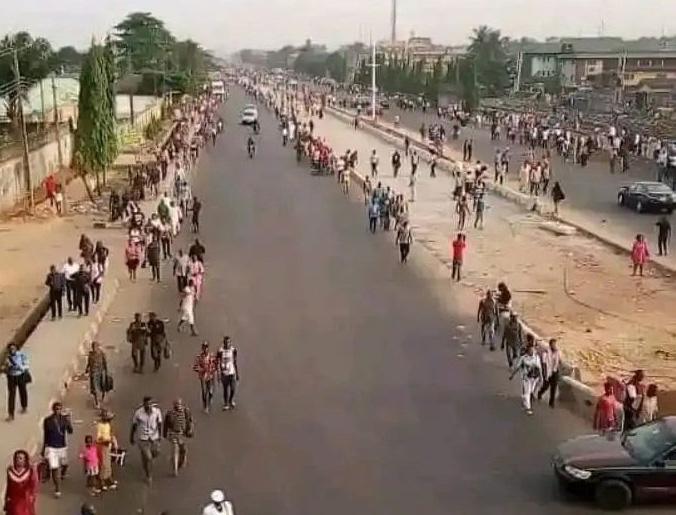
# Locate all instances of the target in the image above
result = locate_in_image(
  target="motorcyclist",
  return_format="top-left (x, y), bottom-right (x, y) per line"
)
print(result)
top-left (202, 489), bottom-right (234, 515)
top-left (247, 136), bottom-right (256, 158)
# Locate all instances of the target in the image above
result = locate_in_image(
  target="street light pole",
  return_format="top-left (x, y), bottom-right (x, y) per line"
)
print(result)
top-left (368, 34), bottom-right (379, 121)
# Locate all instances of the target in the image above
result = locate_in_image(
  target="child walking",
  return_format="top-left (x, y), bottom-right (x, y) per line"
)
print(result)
top-left (80, 435), bottom-right (102, 495)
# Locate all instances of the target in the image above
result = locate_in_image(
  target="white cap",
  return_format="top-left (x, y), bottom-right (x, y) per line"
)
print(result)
top-left (210, 490), bottom-right (225, 503)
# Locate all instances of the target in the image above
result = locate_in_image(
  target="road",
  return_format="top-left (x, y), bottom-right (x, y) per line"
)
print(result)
top-left (42, 89), bottom-right (668, 515)
top-left (378, 104), bottom-right (674, 258)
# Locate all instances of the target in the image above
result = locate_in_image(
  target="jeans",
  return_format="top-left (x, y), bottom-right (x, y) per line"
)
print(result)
top-left (7, 374), bottom-right (28, 417)
top-left (91, 283), bottom-right (102, 304)
top-left (76, 289), bottom-right (90, 316)
top-left (222, 374), bottom-right (237, 406)
top-left (49, 290), bottom-right (63, 318)
top-left (658, 236), bottom-right (669, 255)
top-left (151, 263), bottom-right (160, 282)
top-left (452, 260), bottom-right (462, 281)
top-left (161, 238), bottom-right (172, 259)
top-left (481, 320), bottom-right (496, 349)
top-left (132, 347), bottom-right (146, 372)
top-left (538, 370), bottom-right (559, 407)
top-left (65, 280), bottom-right (75, 310)
top-left (369, 217), bottom-right (377, 233)
top-left (399, 243), bottom-right (410, 263)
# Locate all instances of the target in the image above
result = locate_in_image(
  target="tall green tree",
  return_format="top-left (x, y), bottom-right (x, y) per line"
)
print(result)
top-left (114, 12), bottom-right (174, 74)
top-left (467, 25), bottom-right (510, 97)
top-left (73, 42), bottom-right (117, 197)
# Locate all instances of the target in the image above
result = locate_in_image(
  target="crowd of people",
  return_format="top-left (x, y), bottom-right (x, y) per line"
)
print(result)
top-left (3, 89), bottom-right (237, 515)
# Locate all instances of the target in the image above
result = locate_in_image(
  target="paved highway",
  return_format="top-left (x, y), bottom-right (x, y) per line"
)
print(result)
top-left (378, 105), bottom-right (674, 260)
top-left (42, 89), bottom-right (670, 515)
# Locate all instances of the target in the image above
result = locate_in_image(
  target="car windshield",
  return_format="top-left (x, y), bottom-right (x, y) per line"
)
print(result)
top-left (622, 420), bottom-right (676, 462)
top-left (644, 184), bottom-right (673, 194)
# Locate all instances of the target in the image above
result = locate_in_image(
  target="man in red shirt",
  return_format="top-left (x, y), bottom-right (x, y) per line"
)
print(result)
top-left (45, 174), bottom-right (57, 208)
top-left (193, 342), bottom-right (217, 413)
top-left (451, 233), bottom-right (467, 282)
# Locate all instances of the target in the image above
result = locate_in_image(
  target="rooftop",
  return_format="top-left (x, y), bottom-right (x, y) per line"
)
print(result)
top-left (519, 37), bottom-right (676, 55)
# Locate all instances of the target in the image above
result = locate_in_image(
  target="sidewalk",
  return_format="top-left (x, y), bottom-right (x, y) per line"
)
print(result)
top-left (309, 109), bottom-right (676, 398)
top-left (0, 119), bottom-right (201, 491)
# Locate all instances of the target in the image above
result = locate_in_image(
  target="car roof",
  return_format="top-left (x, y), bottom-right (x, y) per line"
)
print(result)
top-left (630, 181), bottom-right (672, 187)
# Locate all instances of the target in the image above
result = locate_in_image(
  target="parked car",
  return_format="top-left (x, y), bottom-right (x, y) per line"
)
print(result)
top-left (553, 417), bottom-right (676, 510)
top-left (379, 98), bottom-right (390, 109)
top-left (618, 181), bottom-right (675, 213)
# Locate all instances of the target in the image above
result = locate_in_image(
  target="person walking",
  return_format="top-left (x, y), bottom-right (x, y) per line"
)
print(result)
top-left (90, 254), bottom-right (105, 304)
top-left (391, 149), bottom-right (401, 178)
top-left (127, 313), bottom-right (149, 374)
top-left (95, 410), bottom-right (118, 491)
top-left (4, 344), bottom-right (30, 421)
top-left (631, 234), bottom-right (650, 276)
top-left (477, 289), bottom-right (498, 349)
top-left (429, 154), bottom-right (438, 178)
top-left (396, 221), bottom-right (413, 263)
top-left (637, 383), bottom-right (659, 425)
top-left (188, 255), bottom-right (205, 302)
top-left (502, 313), bottom-right (522, 368)
top-left (367, 197), bottom-right (380, 234)
top-left (79, 435), bottom-right (102, 495)
top-left (537, 338), bottom-right (561, 408)
top-left (147, 237), bottom-right (161, 283)
top-left (177, 280), bottom-right (198, 336)
top-left (194, 342), bottom-right (217, 413)
top-left (456, 195), bottom-right (470, 230)
top-left (125, 240), bottom-right (141, 281)
top-left (45, 265), bottom-right (65, 320)
top-left (4, 450), bottom-right (36, 515)
top-left (217, 337), bottom-right (239, 411)
top-left (62, 257), bottom-right (79, 311)
top-left (409, 168), bottom-right (417, 202)
top-left (451, 233), bottom-right (466, 282)
top-left (74, 264), bottom-right (92, 317)
top-left (370, 150), bottom-right (379, 178)
top-left (173, 249), bottom-right (190, 292)
top-left (130, 397), bottom-right (163, 484)
top-left (473, 194), bottom-right (486, 229)
top-left (509, 341), bottom-right (542, 415)
top-left (191, 197), bottom-right (202, 234)
top-left (410, 151), bottom-right (419, 175)
top-left (148, 312), bottom-right (168, 372)
top-left (163, 398), bottom-right (194, 477)
top-left (42, 401), bottom-right (73, 497)
top-left (202, 490), bottom-right (234, 515)
top-left (85, 341), bottom-right (108, 409)
top-left (551, 181), bottom-right (565, 216)
top-left (656, 216), bottom-right (671, 256)
top-left (623, 369), bottom-right (646, 430)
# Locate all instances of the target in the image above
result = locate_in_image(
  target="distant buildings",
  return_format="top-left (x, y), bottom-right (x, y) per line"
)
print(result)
top-left (375, 36), bottom-right (466, 74)
top-left (516, 37), bottom-right (676, 105)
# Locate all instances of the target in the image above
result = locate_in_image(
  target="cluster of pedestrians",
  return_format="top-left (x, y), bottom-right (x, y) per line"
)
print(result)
top-left (2, 91), bottom-right (231, 515)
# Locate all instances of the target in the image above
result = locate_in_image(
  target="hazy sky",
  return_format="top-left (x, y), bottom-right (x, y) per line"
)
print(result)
top-left (2, 0), bottom-right (674, 54)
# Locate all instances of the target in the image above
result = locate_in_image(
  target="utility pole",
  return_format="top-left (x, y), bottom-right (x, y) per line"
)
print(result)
top-left (513, 51), bottom-right (523, 94)
top-left (39, 79), bottom-right (46, 128)
top-left (13, 48), bottom-right (34, 212)
top-left (51, 75), bottom-right (63, 169)
top-left (391, 0), bottom-right (397, 44)
top-left (368, 35), bottom-right (379, 121)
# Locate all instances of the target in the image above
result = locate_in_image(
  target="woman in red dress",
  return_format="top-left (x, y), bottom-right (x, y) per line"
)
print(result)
top-left (4, 450), bottom-right (36, 515)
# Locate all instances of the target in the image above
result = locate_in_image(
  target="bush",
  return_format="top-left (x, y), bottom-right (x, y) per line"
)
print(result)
top-left (144, 115), bottom-right (163, 141)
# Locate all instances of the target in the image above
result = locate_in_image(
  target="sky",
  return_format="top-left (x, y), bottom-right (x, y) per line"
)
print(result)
top-left (2, 0), bottom-right (675, 55)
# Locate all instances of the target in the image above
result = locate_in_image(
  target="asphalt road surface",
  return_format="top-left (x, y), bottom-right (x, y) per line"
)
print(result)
top-left (46, 90), bottom-right (670, 515)
top-left (379, 104), bottom-right (674, 252)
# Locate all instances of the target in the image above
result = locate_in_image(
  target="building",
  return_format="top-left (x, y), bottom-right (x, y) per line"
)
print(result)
top-left (374, 36), bottom-right (466, 75)
top-left (516, 37), bottom-right (676, 104)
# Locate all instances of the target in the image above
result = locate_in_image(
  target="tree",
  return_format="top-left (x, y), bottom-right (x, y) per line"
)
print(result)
top-left (325, 51), bottom-right (346, 82)
top-left (73, 42), bottom-right (118, 198)
top-left (467, 25), bottom-right (510, 97)
top-left (114, 12), bottom-right (174, 74)
top-left (54, 46), bottom-right (85, 71)
top-left (0, 32), bottom-right (56, 124)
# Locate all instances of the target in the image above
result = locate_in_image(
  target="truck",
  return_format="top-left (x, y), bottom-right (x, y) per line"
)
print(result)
top-left (211, 80), bottom-right (226, 100)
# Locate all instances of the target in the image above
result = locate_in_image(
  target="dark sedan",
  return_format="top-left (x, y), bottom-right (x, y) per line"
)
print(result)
top-left (618, 181), bottom-right (675, 213)
top-left (553, 417), bottom-right (676, 510)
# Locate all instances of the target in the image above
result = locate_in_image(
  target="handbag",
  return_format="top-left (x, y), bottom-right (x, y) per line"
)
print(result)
top-left (103, 373), bottom-right (114, 392)
top-left (22, 370), bottom-right (32, 384)
top-left (37, 459), bottom-right (50, 483)
top-left (163, 341), bottom-right (172, 360)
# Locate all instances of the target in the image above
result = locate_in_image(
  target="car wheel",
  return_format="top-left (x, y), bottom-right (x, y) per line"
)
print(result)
top-left (617, 194), bottom-right (625, 206)
top-left (635, 200), bottom-right (643, 213)
top-left (595, 479), bottom-right (632, 511)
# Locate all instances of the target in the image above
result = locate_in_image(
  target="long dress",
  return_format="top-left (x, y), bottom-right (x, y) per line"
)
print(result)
top-left (4, 466), bottom-right (36, 515)
top-left (189, 260), bottom-right (205, 301)
top-left (180, 286), bottom-right (196, 325)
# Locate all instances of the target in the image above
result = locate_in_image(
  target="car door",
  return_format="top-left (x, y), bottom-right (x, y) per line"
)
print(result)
top-left (637, 446), bottom-right (676, 501)
top-left (625, 184), bottom-right (639, 206)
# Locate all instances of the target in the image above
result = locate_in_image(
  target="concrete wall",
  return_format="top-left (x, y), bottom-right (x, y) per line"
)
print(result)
top-left (0, 129), bottom-right (73, 211)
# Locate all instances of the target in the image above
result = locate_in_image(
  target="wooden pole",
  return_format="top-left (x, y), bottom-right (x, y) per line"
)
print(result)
top-left (13, 48), bottom-right (34, 212)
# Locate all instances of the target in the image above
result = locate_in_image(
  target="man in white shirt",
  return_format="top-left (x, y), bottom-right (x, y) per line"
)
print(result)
top-left (62, 257), bottom-right (80, 312)
top-left (130, 396), bottom-right (163, 483)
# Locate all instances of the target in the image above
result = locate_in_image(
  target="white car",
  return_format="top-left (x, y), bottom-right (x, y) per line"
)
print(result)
top-left (240, 106), bottom-right (258, 125)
